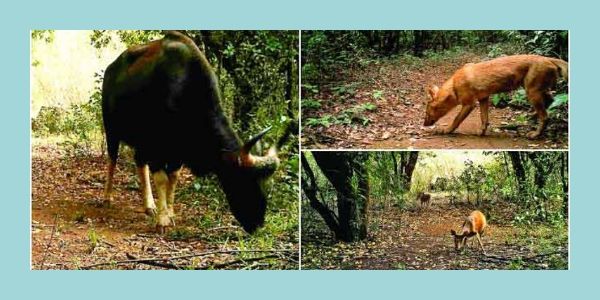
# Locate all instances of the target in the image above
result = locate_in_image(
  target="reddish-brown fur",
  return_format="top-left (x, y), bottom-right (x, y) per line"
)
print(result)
top-left (450, 210), bottom-right (488, 254)
top-left (424, 55), bottom-right (568, 139)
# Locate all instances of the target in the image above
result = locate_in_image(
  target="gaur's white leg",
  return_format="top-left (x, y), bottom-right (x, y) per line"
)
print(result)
top-left (103, 160), bottom-right (116, 204)
top-left (137, 165), bottom-right (156, 216)
top-left (166, 168), bottom-right (181, 222)
top-left (153, 170), bottom-right (171, 233)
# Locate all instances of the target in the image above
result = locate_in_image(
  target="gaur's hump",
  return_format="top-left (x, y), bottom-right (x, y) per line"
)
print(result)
top-left (162, 31), bottom-right (205, 58)
top-left (164, 31), bottom-right (196, 48)
top-left (123, 40), bottom-right (161, 63)
top-left (164, 30), bottom-right (189, 41)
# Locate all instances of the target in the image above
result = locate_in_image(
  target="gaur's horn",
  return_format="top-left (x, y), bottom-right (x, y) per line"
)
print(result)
top-left (241, 126), bottom-right (272, 156)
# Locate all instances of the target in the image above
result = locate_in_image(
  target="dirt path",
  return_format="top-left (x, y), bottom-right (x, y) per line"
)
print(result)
top-left (302, 53), bottom-right (568, 149)
top-left (31, 143), bottom-right (297, 270)
top-left (301, 194), bottom-right (567, 270)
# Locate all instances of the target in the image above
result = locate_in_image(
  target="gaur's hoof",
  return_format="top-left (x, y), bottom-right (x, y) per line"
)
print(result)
top-left (156, 214), bottom-right (173, 234)
top-left (145, 207), bottom-right (157, 217)
top-left (100, 199), bottom-right (112, 208)
top-left (526, 131), bottom-right (541, 139)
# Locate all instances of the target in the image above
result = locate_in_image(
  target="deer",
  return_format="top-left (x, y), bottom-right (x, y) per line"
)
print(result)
top-left (450, 210), bottom-right (487, 255)
top-left (417, 192), bottom-right (431, 207)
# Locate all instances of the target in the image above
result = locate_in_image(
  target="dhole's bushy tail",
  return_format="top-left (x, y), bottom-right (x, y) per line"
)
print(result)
top-left (550, 58), bottom-right (568, 81)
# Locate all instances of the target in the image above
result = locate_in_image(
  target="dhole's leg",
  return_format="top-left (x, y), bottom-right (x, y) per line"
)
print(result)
top-left (152, 170), bottom-right (172, 233)
top-left (166, 167), bottom-right (181, 222)
top-left (479, 98), bottom-right (490, 136)
top-left (103, 159), bottom-right (116, 204)
top-left (137, 165), bottom-right (156, 216)
top-left (526, 90), bottom-right (549, 139)
top-left (444, 104), bottom-right (475, 134)
top-left (476, 233), bottom-right (486, 255)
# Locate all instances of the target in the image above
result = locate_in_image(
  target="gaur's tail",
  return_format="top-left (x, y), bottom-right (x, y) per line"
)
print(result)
top-left (550, 58), bottom-right (569, 82)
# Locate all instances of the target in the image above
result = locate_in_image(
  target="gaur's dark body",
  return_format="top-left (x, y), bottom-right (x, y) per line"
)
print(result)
top-left (102, 31), bottom-right (278, 233)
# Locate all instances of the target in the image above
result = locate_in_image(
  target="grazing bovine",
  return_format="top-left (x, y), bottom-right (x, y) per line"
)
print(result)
top-left (102, 31), bottom-right (279, 233)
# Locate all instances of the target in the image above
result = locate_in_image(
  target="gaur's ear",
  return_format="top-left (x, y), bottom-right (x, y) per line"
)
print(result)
top-left (428, 85), bottom-right (439, 101)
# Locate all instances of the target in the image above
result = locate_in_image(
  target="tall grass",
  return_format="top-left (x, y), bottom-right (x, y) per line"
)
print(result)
top-left (31, 30), bottom-right (124, 118)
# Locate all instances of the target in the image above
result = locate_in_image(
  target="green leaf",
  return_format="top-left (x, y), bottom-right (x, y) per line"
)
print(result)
top-left (372, 90), bottom-right (383, 100)
top-left (548, 93), bottom-right (568, 111)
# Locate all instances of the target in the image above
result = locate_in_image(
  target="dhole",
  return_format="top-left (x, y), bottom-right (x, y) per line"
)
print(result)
top-left (424, 55), bottom-right (568, 139)
top-left (450, 210), bottom-right (487, 254)
top-left (417, 192), bottom-right (431, 207)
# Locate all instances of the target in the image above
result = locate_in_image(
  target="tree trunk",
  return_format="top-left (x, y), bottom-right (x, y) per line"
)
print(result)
top-left (508, 152), bottom-right (526, 194)
top-left (312, 152), bottom-right (369, 242)
top-left (560, 152), bottom-right (569, 218)
top-left (300, 154), bottom-right (342, 237)
top-left (398, 152), bottom-right (419, 191)
top-left (413, 31), bottom-right (426, 57)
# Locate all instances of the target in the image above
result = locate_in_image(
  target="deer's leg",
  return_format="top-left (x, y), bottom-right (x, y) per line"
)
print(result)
top-left (476, 233), bottom-right (486, 255)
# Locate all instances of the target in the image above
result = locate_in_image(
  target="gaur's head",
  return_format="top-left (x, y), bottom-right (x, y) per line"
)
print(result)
top-left (220, 127), bottom-right (280, 233)
top-left (423, 85), bottom-right (457, 126)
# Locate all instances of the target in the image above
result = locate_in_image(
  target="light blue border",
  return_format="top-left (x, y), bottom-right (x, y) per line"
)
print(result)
top-left (3, 0), bottom-right (597, 299)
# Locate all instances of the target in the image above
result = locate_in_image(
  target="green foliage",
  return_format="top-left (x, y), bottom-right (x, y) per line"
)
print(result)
top-left (305, 115), bottom-right (336, 128)
top-left (368, 153), bottom-right (407, 208)
top-left (457, 160), bottom-right (487, 204)
top-left (331, 83), bottom-right (359, 100)
top-left (87, 227), bottom-right (99, 252)
top-left (548, 93), bottom-right (568, 112)
top-left (31, 30), bottom-right (54, 43)
top-left (301, 99), bottom-right (322, 110)
top-left (372, 90), bottom-right (384, 100)
top-left (305, 103), bottom-right (377, 128)
top-left (303, 30), bottom-right (567, 86)
top-left (32, 72), bottom-right (104, 155)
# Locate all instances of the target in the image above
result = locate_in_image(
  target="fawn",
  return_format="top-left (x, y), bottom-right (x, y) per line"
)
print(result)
top-left (417, 192), bottom-right (431, 207)
top-left (450, 210), bottom-right (487, 255)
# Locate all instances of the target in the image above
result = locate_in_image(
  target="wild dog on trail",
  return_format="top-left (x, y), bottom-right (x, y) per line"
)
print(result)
top-left (423, 55), bottom-right (568, 139)
top-left (450, 210), bottom-right (487, 255)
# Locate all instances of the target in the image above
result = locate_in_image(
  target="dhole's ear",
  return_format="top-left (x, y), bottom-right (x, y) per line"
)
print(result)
top-left (428, 85), bottom-right (439, 101)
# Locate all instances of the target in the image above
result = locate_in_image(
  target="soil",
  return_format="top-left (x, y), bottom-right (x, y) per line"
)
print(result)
top-left (31, 143), bottom-right (297, 270)
top-left (301, 194), bottom-right (568, 270)
top-left (302, 53), bottom-right (568, 150)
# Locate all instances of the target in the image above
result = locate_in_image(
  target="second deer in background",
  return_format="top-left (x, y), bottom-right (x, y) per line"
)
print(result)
top-left (417, 192), bottom-right (431, 207)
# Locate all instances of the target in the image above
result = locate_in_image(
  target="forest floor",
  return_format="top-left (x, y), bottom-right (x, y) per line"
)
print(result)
top-left (301, 193), bottom-right (568, 270)
top-left (302, 52), bottom-right (568, 149)
top-left (31, 141), bottom-right (298, 270)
